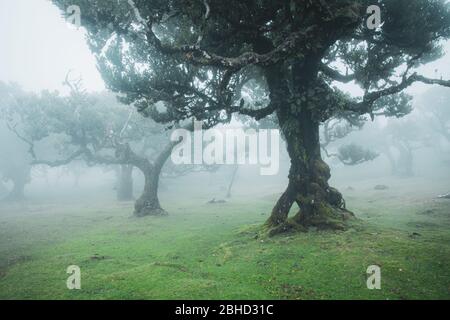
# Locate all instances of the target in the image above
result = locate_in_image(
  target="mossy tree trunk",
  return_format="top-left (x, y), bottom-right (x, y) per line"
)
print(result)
top-left (267, 109), bottom-right (352, 234)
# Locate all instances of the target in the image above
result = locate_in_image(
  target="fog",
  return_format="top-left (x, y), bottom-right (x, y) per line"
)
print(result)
top-left (0, 0), bottom-right (449, 301)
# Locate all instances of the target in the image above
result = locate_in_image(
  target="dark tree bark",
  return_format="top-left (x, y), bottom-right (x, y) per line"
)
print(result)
top-left (116, 165), bottom-right (134, 201)
top-left (132, 140), bottom-right (179, 217)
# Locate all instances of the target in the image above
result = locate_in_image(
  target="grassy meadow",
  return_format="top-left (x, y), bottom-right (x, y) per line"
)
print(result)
top-left (0, 176), bottom-right (449, 300)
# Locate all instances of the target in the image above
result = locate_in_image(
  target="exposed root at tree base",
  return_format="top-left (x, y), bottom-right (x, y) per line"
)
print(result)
top-left (134, 207), bottom-right (168, 217)
top-left (265, 207), bottom-right (355, 237)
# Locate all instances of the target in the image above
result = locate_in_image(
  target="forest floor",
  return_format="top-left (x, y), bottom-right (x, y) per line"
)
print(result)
top-left (0, 177), bottom-right (449, 299)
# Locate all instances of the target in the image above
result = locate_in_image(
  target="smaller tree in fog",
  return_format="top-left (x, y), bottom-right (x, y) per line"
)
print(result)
top-left (382, 117), bottom-right (426, 177)
top-left (0, 78), bottom-right (187, 216)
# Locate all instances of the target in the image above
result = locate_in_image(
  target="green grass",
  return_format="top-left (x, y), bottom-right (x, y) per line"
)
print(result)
top-left (0, 180), bottom-right (449, 300)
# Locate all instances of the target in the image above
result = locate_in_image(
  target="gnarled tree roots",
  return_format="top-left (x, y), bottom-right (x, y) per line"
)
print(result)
top-left (265, 183), bottom-right (355, 236)
top-left (266, 203), bottom-right (354, 237)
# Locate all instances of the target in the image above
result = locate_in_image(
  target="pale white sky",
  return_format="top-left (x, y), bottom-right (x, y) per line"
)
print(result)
top-left (0, 0), bottom-right (449, 98)
top-left (0, 0), bottom-right (105, 93)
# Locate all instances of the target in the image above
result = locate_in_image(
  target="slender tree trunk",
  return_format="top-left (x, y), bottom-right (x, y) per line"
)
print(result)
top-left (117, 165), bottom-right (134, 201)
top-left (72, 169), bottom-right (82, 188)
top-left (134, 163), bottom-right (166, 216)
top-left (110, 124), bottom-right (190, 217)
top-left (395, 142), bottom-right (414, 177)
top-left (133, 140), bottom-right (179, 217)
top-left (226, 165), bottom-right (238, 198)
top-left (384, 146), bottom-right (398, 176)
